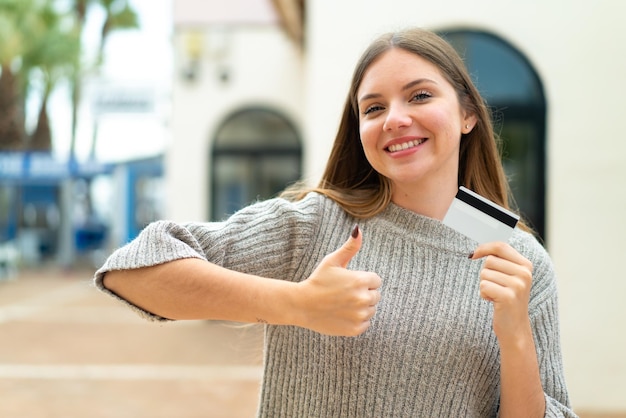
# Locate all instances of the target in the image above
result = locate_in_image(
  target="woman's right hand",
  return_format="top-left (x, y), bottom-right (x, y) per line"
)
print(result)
top-left (293, 226), bottom-right (382, 337)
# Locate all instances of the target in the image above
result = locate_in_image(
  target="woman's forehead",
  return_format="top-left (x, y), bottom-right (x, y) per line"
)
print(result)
top-left (358, 49), bottom-right (448, 94)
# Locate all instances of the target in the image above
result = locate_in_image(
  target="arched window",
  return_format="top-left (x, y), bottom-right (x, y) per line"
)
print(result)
top-left (440, 30), bottom-right (547, 240)
top-left (211, 107), bottom-right (302, 220)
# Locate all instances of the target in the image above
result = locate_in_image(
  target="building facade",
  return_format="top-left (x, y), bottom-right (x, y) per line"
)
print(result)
top-left (170, 0), bottom-right (626, 413)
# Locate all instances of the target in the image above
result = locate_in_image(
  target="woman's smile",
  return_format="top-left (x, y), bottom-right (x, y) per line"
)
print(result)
top-left (385, 137), bottom-right (428, 154)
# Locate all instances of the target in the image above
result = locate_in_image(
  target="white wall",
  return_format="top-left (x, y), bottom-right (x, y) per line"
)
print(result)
top-left (169, 26), bottom-right (304, 222)
top-left (306, 0), bottom-right (626, 412)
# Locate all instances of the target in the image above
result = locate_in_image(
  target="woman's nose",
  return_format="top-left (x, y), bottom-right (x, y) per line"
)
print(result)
top-left (383, 104), bottom-right (412, 131)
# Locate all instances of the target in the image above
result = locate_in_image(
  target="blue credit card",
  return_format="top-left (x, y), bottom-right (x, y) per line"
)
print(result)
top-left (442, 186), bottom-right (520, 244)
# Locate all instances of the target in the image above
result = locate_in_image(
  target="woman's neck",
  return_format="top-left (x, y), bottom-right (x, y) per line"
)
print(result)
top-left (390, 179), bottom-right (458, 220)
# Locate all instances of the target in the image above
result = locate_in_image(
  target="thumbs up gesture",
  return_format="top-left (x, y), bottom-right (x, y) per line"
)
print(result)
top-left (294, 225), bottom-right (382, 336)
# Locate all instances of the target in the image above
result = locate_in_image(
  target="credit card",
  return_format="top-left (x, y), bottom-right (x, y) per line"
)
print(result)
top-left (442, 186), bottom-right (520, 244)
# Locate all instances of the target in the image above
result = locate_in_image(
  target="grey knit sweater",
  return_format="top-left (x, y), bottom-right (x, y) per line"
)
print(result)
top-left (94, 192), bottom-right (576, 417)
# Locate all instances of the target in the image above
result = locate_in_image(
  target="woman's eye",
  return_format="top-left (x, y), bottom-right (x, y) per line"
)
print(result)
top-left (412, 91), bottom-right (432, 101)
top-left (363, 105), bottom-right (384, 115)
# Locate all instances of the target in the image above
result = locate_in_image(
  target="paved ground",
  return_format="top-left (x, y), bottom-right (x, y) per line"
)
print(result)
top-left (0, 267), bottom-right (264, 418)
top-left (0, 267), bottom-right (624, 418)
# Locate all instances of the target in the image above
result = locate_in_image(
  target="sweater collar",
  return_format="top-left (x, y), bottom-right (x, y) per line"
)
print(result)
top-left (377, 202), bottom-right (477, 255)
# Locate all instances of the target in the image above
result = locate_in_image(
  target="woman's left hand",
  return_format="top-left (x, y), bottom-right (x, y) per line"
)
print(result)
top-left (470, 242), bottom-right (534, 344)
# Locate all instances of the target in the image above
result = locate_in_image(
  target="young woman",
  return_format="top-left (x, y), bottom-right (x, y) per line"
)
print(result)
top-left (96, 28), bottom-right (576, 417)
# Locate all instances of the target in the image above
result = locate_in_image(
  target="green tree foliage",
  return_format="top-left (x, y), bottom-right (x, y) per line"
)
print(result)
top-left (0, 0), bottom-right (35, 150)
top-left (24, 2), bottom-right (81, 151)
top-left (69, 0), bottom-right (139, 160)
top-left (0, 0), bottom-right (138, 153)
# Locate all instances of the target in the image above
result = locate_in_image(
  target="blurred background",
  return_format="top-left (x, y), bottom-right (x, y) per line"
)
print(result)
top-left (0, 0), bottom-right (624, 416)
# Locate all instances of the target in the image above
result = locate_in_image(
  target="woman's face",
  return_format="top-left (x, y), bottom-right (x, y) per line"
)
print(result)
top-left (357, 48), bottom-right (476, 196)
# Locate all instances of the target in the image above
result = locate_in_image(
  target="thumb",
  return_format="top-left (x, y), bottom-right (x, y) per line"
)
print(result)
top-left (327, 224), bottom-right (362, 268)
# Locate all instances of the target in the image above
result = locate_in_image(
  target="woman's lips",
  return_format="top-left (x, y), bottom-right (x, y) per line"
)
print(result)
top-left (386, 138), bottom-right (427, 153)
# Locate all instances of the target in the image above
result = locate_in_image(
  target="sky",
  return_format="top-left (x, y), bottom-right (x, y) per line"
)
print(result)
top-left (48, 0), bottom-right (173, 163)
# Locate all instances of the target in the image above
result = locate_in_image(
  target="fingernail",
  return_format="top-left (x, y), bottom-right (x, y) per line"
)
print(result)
top-left (468, 251), bottom-right (474, 259)
top-left (351, 224), bottom-right (360, 239)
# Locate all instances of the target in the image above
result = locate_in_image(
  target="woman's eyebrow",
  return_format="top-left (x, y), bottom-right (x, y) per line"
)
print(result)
top-left (358, 78), bottom-right (438, 104)
top-left (402, 78), bottom-right (438, 91)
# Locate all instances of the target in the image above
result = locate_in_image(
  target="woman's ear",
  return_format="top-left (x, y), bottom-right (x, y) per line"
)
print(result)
top-left (462, 114), bottom-right (478, 134)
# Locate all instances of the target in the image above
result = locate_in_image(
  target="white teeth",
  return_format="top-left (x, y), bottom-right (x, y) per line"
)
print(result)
top-left (387, 139), bottom-right (424, 152)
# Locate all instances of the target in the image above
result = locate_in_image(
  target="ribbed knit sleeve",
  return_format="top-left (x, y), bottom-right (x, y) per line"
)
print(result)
top-left (508, 231), bottom-right (575, 416)
top-left (93, 193), bottom-right (325, 321)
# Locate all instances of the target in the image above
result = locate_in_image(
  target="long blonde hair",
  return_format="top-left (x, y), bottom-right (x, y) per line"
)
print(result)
top-left (283, 28), bottom-right (527, 230)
